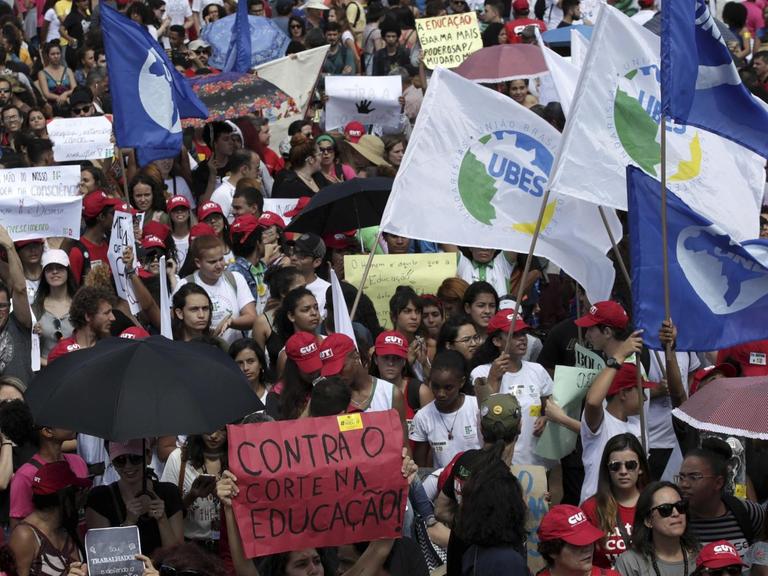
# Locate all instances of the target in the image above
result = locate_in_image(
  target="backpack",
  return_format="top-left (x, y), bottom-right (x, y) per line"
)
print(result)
top-left (723, 494), bottom-right (756, 545)
top-left (70, 239), bottom-right (92, 283)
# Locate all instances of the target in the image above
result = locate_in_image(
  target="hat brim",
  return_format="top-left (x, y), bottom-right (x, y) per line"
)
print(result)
top-left (295, 355), bottom-right (323, 374)
top-left (560, 523), bottom-right (605, 546)
top-left (574, 315), bottom-right (599, 327)
top-left (346, 141), bottom-right (392, 167)
top-left (701, 559), bottom-right (744, 569)
top-left (320, 356), bottom-right (346, 377)
top-left (375, 345), bottom-right (408, 359)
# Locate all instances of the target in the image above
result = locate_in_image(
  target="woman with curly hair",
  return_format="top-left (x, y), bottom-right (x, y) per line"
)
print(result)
top-left (130, 172), bottom-right (170, 229)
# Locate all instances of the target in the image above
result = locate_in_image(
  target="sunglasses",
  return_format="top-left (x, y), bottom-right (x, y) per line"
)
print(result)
top-left (53, 317), bottom-right (63, 341)
top-left (143, 249), bottom-right (166, 261)
top-left (651, 500), bottom-right (688, 518)
top-left (71, 105), bottom-right (91, 115)
top-left (290, 23), bottom-right (303, 28)
top-left (607, 459), bottom-right (639, 472)
top-left (701, 567), bottom-right (742, 576)
top-left (318, 146), bottom-right (334, 154)
top-left (112, 454), bottom-right (143, 467)
top-left (159, 566), bottom-right (200, 576)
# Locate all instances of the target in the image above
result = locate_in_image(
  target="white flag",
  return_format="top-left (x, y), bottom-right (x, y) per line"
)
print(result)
top-left (330, 268), bottom-right (357, 350)
top-left (380, 67), bottom-right (620, 304)
top-left (548, 5), bottom-right (764, 242)
top-left (570, 28), bottom-right (590, 69)
top-left (159, 256), bottom-right (173, 339)
top-left (539, 41), bottom-right (579, 115)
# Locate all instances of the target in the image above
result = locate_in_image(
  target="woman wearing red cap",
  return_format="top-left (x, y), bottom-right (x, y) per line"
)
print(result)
top-left (692, 541), bottom-right (743, 576)
top-left (275, 331), bottom-right (323, 419)
top-left (538, 504), bottom-right (620, 576)
top-left (272, 287), bottom-right (321, 379)
top-left (167, 195), bottom-right (194, 267)
top-left (469, 309), bottom-right (554, 468)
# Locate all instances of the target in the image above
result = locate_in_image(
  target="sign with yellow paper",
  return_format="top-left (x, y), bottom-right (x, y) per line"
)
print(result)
top-left (511, 464), bottom-right (548, 573)
top-left (344, 253), bottom-right (456, 328)
top-left (416, 12), bottom-right (482, 69)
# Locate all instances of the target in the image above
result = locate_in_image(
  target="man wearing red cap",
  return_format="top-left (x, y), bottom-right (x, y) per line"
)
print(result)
top-left (68, 191), bottom-right (121, 285)
top-left (0, 225), bottom-right (33, 384)
top-left (228, 214), bottom-right (268, 313)
top-left (505, 0), bottom-right (547, 42)
top-left (695, 541), bottom-right (744, 575)
top-left (716, 339), bottom-right (768, 379)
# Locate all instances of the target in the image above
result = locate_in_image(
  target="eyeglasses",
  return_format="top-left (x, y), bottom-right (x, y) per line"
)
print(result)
top-left (607, 459), bottom-right (639, 472)
top-left (674, 473), bottom-right (716, 484)
top-left (318, 146), bottom-right (334, 154)
top-left (71, 105), bottom-right (91, 115)
top-left (700, 567), bottom-right (742, 576)
top-left (159, 566), bottom-right (201, 576)
top-left (112, 454), bottom-right (144, 467)
top-left (651, 500), bottom-right (688, 518)
top-left (454, 334), bottom-right (482, 345)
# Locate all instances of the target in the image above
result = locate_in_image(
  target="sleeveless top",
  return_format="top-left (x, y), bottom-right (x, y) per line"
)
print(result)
top-left (43, 67), bottom-right (71, 95)
top-left (21, 522), bottom-right (80, 576)
top-left (368, 377), bottom-right (395, 412)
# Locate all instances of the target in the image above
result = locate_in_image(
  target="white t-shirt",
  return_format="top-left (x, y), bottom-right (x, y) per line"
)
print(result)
top-left (165, 0), bottom-right (192, 26)
top-left (175, 271), bottom-right (254, 344)
top-left (210, 178), bottom-right (236, 223)
top-left (647, 351), bottom-right (700, 450)
top-left (410, 395), bottom-right (482, 468)
top-left (191, 0), bottom-right (223, 13)
top-left (579, 410), bottom-right (642, 504)
top-left (368, 377), bottom-right (394, 412)
top-left (174, 233), bottom-right (190, 267)
top-left (470, 361), bottom-right (554, 468)
top-left (456, 252), bottom-right (513, 298)
top-left (160, 448), bottom-right (219, 540)
top-left (44, 8), bottom-right (61, 42)
top-left (167, 177), bottom-right (196, 209)
top-left (306, 276), bottom-right (331, 319)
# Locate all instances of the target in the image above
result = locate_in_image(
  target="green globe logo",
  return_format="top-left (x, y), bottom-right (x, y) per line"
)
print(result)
top-left (457, 130), bottom-right (556, 232)
top-left (614, 65), bottom-right (702, 181)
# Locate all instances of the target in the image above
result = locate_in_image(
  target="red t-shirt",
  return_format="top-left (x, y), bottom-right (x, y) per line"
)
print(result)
top-left (47, 334), bottom-right (81, 364)
top-left (505, 18), bottom-right (547, 43)
top-left (68, 237), bottom-right (110, 285)
top-left (261, 147), bottom-right (285, 177)
top-left (581, 496), bottom-right (636, 569)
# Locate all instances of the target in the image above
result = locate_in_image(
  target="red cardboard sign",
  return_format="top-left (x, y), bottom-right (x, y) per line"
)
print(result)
top-left (227, 409), bottom-right (408, 558)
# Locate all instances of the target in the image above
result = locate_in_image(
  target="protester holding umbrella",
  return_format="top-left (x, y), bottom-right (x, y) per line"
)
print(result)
top-left (86, 440), bottom-right (184, 555)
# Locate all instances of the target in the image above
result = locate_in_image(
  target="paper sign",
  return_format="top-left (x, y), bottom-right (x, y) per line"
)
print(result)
top-left (85, 526), bottom-right (143, 576)
top-left (48, 116), bottom-right (114, 162)
top-left (107, 211), bottom-right (140, 314)
top-left (511, 465), bottom-right (548, 574)
top-left (227, 409), bottom-right (407, 558)
top-left (416, 12), bottom-right (482, 69)
top-left (574, 343), bottom-right (605, 371)
top-left (325, 76), bottom-right (402, 130)
top-left (344, 253), bottom-right (456, 328)
top-left (159, 256), bottom-right (172, 339)
top-left (262, 198), bottom-right (299, 226)
top-left (0, 167), bottom-right (81, 240)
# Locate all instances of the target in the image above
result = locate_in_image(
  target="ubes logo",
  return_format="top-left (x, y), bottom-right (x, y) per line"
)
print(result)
top-left (568, 512), bottom-right (586, 525)
top-left (455, 129), bottom-right (558, 234)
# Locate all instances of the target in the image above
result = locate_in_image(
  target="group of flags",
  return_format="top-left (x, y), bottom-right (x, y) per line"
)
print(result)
top-left (382, 0), bottom-right (768, 352)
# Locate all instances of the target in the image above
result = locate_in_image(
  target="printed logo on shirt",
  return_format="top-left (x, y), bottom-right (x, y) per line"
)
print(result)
top-left (749, 352), bottom-right (766, 366)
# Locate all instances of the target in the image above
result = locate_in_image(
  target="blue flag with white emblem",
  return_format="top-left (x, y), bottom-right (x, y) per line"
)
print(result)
top-left (627, 165), bottom-right (768, 351)
top-left (661, 0), bottom-right (768, 158)
top-left (101, 3), bottom-right (208, 164)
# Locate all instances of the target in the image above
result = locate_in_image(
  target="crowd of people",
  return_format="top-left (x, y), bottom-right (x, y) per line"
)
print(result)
top-left (0, 0), bottom-right (765, 573)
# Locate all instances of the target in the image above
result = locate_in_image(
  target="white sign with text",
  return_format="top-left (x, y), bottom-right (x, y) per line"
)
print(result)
top-left (325, 76), bottom-right (402, 130)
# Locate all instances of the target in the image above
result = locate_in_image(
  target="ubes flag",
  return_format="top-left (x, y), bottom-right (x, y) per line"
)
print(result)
top-left (662, 0), bottom-right (768, 159)
top-left (548, 4), bottom-right (764, 242)
top-left (379, 67), bottom-right (620, 305)
top-left (627, 165), bottom-right (768, 351)
top-left (101, 4), bottom-right (208, 164)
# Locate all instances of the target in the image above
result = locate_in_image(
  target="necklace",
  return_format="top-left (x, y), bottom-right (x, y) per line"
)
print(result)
top-left (437, 402), bottom-right (461, 440)
top-left (650, 544), bottom-right (688, 576)
top-left (296, 171), bottom-right (319, 191)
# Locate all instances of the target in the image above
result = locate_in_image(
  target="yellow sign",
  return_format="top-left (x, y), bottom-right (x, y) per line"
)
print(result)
top-left (344, 253), bottom-right (457, 329)
top-left (337, 413), bottom-right (363, 432)
top-left (416, 12), bottom-right (483, 70)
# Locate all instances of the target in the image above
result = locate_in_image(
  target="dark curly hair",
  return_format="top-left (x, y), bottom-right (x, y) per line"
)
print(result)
top-left (129, 172), bottom-right (166, 213)
top-left (69, 286), bottom-right (115, 330)
top-left (279, 358), bottom-right (314, 420)
top-left (264, 266), bottom-right (303, 302)
top-left (0, 399), bottom-right (35, 447)
top-left (152, 543), bottom-right (228, 576)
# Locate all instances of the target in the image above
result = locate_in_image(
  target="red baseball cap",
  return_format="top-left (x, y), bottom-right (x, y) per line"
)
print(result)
top-left (574, 301), bottom-right (629, 330)
top-left (716, 339), bottom-right (768, 377)
top-left (537, 505), bottom-right (604, 546)
top-left (143, 221), bottom-right (171, 242)
top-left (167, 195), bottom-right (191, 213)
top-left (190, 222), bottom-right (217, 241)
top-left (14, 238), bottom-right (44, 248)
top-left (257, 211), bottom-right (286, 230)
top-left (284, 197), bottom-right (311, 218)
top-left (32, 461), bottom-right (91, 495)
top-left (607, 363), bottom-right (657, 397)
top-left (690, 363), bottom-right (738, 395)
top-left (141, 234), bottom-right (166, 250)
top-left (344, 121), bottom-right (365, 144)
top-left (285, 332), bottom-right (322, 373)
top-left (231, 214), bottom-right (260, 245)
top-left (319, 333), bottom-right (356, 376)
top-left (375, 331), bottom-right (409, 358)
top-left (512, 0), bottom-right (529, 10)
top-left (116, 202), bottom-right (138, 216)
top-left (696, 541), bottom-right (744, 569)
top-left (487, 310), bottom-right (530, 335)
top-left (323, 231), bottom-right (357, 251)
top-left (83, 191), bottom-right (121, 218)
top-left (120, 326), bottom-right (151, 339)
top-left (197, 201), bottom-right (224, 222)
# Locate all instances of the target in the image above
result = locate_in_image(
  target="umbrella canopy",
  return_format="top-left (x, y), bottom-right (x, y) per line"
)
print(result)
top-left (183, 72), bottom-right (293, 127)
top-left (671, 377), bottom-right (768, 440)
top-left (202, 15), bottom-right (290, 70)
top-left (284, 177), bottom-right (393, 236)
top-left (453, 44), bottom-right (548, 83)
top-left (541, 25), bottom-right (592, 47)
top-left (26, 336), bottom-right (264, 441)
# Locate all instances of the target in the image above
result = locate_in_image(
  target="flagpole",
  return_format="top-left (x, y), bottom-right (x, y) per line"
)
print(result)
top-left (660, 116), bottom-right (671, 324)
top-left (349, 230), bottom-right (382, 321)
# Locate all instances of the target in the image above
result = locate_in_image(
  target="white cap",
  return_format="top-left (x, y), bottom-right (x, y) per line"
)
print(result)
top-left (499, 298), bottom-right (518, 311)
top-left (41, 249), bottom-right (70, 269)
top-left (302, 0), bottom-right (329, 9)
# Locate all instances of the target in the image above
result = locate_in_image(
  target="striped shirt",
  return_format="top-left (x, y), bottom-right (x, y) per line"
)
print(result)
top-left (688, 499), bottom-right (765, 561)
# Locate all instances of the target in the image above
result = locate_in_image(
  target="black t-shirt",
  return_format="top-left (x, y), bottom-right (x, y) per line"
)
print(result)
top-left (86, 481), bottom-right (183, 554)
top-left (63, 9), bottom-right (89, 46)
top-left (271, 171), bottom-right (328, 199)
top-left (441, 449), bottom-right (483, 505)
top-left (537, 318), bottom-right (581, 371)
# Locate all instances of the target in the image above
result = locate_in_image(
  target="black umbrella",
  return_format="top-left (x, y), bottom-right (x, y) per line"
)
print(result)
top-left (284, 177), bottom-right (394, 236)
top-left (26, 336), bottom-right (264, 441)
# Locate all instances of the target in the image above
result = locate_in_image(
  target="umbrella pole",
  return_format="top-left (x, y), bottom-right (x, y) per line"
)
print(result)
top-left (349, 230), bottom-right (382, 321)
top-left (142, 438), bottom-right (147, 494)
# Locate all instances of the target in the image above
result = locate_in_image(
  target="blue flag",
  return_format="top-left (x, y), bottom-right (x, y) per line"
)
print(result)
top-left (223, 0), bottom-right (252, 72)
top-left (661, 0), bottom-right (768, 158)
top-left (101, 3), bottom-right (208, 164)
top-left (627, 165), bottom-right (768, 351)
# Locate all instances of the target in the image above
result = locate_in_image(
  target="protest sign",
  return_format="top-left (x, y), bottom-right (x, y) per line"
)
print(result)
top-left (416, 12), bottom-right (482, 69)
top-left (325, 76), bottom-right (402, 130)
top-left (0, 166), bottom-right (81, 240)
top-left (344, 253), bottom-right (456, 328)
top-left (228, 410), bottom-right (407, 558)
top-left (48, 116), bottom-right (114, 162)
top-left (511, 465), bottom-right (548, 573)
top-left (575, 343), bottom-right (605, 371)
top-left (262, 198), bottom-right (300, 226)
top-left (159, 256), bottom-right (172, 339)
top-left (107, 210), bottom-right (140, 314)
top-left (85, 526), bottom-right (143, 576)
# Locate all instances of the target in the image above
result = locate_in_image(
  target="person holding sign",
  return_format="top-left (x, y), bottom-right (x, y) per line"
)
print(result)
top-left (68, 191), bottom-right (121, 285)
top-left (0, 225), bottom-right (33, 383)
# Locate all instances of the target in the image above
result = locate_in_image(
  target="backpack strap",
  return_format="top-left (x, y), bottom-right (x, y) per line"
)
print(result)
top-left (223, 270), bottom-right (238, 293)
top-left (723, 494), bottom-right (756, 544)
top-left (405, 378), bottom-right (421, 412)
top-left (26, 456), bottom-right (44, 469)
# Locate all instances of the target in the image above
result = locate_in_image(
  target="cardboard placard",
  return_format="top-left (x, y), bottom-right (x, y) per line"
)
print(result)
top-left (107, 210), bottom-right (140, 314)
top-left (85, 526), bottom-right (143, 576)
top-left (325, 76), bottom-right (402, 130)
top-left (416, 12), bottom-right (483, 69)
top-left (511, 464), bottom-right (548, 574)
top-left (228, 410), bottom-right (407, 558)
top-left (48, 116), bottom-right (114, 162)
top-left (344, 253), bottom-right (456, 329)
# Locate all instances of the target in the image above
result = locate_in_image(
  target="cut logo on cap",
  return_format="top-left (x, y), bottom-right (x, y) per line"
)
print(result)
top-left (320, 349), bottom-right (333, 360)
top-left (568, 512), bottom-right (587, 525)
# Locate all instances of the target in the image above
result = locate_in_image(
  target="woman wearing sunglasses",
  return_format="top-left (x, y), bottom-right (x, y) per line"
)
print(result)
top-left (316, 134), bottom-right (355, 184)
top-left (582, 433), bottom-right (651, 568)
top-left (614, 481), bottom-right (698, 576)
top-left (86, 440), bottom-right (184, 555)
